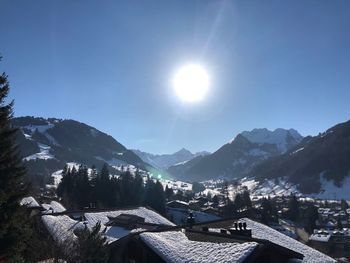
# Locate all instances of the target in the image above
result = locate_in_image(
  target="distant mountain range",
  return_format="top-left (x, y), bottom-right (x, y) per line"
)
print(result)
top-left (14, 116), bottom-right (350, 196)
top-left (167, 128), bottom-right (303, 181)
top-left (250, 120), bottom-right (350, 194)
top-left (132, 148), bottom-right (210, 170)
top-left (13, 116), bottom-right (150, 186)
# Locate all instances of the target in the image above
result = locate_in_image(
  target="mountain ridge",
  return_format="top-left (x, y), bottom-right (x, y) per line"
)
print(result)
top-left (167, 128), bottom-right (303, 181)
top-left (13, 116), bottom-right (151, 187)
top-left (132, 148), bottom-right (210, 170)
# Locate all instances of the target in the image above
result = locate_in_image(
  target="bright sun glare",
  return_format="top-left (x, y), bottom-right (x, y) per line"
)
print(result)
top-left (173, 64), bottom-right (210, 102)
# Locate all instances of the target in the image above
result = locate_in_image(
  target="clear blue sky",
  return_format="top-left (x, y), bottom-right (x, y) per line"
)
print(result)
top-left (1, 0), bottom-right (350, 154)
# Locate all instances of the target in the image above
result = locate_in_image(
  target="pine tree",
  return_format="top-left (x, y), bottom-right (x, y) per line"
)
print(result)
top-left (95, 163), bottom-right (111, 207)
top-left (287, 195), bottom-right (300, 222)
top-left (75, 222), bottom-right (110, 262)
top-left (242, 190), bottom-right (252, 210)
top-left (234, 193), bottom-right (243, 211)
top-left (153, 181), bottom-right (166, 215)
top-left (0, 69), bottom-right (31, 261)
top-left (165, 185), bottom-right (174, 201)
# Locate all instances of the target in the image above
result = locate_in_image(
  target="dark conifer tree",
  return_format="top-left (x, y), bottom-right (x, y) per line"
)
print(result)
top-left (75, 222), bottom-right (110, 263)
top-left (165, 185), bottom-right (174, 201)
top-left (287, 195), bottom-right (300, 222)
top-left (305, 205), bottom-right (318, 233)
top-left (75, 165), bottom-right (91, 208)
top-left (0, 68), bottom-right (31, 261)
top-left (152, 181), bottom-right (166, 215)
top-left (234, 193), bottom-right (244, 211)
top-left (242, 190), bottom-right (252, 210)
top-left (95, 163), bottom-right (111, 207)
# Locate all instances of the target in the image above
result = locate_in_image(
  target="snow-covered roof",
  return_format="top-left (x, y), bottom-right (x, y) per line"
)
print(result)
top-left (42, 207), bottom-right (175, 249)
top-left (140, 231), bottom-right (257, 263)
top-left (42, 215), bottom-right (84, 252)
top-left (166, 200), bottom-right (189, 206)
top-left (84, 207), bottom-right (175, 228)
top-left (20, 196), bottom-right (40, 208)
top-left (241, 218), bottom-right (336, 263)
top-left (42, 201), bottom-right (66, 214)
top-left (309, 233), bottom-right (331, 242)
top-left (167, 208), bottom-right (221, 225)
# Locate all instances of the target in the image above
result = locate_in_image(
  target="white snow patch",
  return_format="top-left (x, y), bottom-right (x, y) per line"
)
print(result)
top-left (23, 143), bottom-right (54, 161)
top-left (24, 124), bottom-right (54, 133)
top-left (292, 147), bottom-right (304, 155)
top-left (309, 173), bottom-right (350, 200)
top-left (24, 133), bottom-right (32, 140)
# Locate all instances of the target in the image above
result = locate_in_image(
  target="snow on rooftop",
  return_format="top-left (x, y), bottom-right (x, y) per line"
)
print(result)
top-left (42, 215), bottom-right (84, 252)
top-left (309, 233), bottom-right (331, 242)
top-left (84, 207), bottom-right (175, 228)
top-left (42, 201), bottom-right (66, 214)
top-left (20, 196), bottom-right (40, 208)
top-left (241, 218), bottom-right (336, 263)
top-left (140, 231), bottom-right (257, 263)
top-left (42, 207), bottom-right (174, 248)
top-left (162, 180), bottom-right (193, 192)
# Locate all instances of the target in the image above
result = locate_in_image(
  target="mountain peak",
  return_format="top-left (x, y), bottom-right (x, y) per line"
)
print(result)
top-left (239, 128), bottom-right (303, 153)
top-left (175, 148), bottom-right (192, 155)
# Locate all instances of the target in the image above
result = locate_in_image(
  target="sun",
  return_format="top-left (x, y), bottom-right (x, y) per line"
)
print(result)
top-left (173, 64), bottom-right (210, 102)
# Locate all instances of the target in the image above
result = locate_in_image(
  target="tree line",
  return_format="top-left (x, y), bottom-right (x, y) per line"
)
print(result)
top-left (57, 164), bottom-right (166, 215)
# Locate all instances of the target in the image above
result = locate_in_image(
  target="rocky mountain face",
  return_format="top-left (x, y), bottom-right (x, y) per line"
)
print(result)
top-left (132, 148), bottom-right (210, 170)
top-left (250, 120), bottom-right (350, 194)
top-left (13, 116), bottom-right (149, 186)
top-left (167, 128), bottom-right (303, 182)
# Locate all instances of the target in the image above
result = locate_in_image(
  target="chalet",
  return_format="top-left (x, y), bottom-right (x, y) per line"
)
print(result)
top-left (191, 218), bottom-right (336, 263)
top-left (108, 227), bottom-right (304, 263)
top-left (41, 206), bottom-right (335, 263)
top-left (309, 229), bottom-right (350, 258)
top-left (201, 206), bottom-right (220, 216)
top-left (166, 200), bottom-right (189, 210)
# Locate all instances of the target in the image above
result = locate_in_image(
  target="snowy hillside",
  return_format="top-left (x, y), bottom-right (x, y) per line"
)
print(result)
top-left (13, 116), bottom-right (150, 187)
top-left (250, 119), bottom-right (350, 194)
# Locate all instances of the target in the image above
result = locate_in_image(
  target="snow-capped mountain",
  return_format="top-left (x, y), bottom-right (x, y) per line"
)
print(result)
top-left (240, 128), bottom-right (303, 153)
top-left (132, 148), bottom-right (210, 170)
top-left (14, 116), bottom-right (150, 186)
top-left (250, 119), bottom-right (350, 195)
top-left (167, 128), bottom-right (303, 181)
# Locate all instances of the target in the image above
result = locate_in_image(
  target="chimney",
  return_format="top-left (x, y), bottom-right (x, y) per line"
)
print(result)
top-left (228, 221), bottom-right (252, 238)
top-left (187, 212), bottom-right (195, 229)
